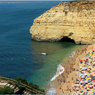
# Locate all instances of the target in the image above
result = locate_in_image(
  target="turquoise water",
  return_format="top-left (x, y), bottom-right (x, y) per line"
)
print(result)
top-left (29, 41), bottom-right (80, 88)
top-left (0, 1), bottom-right (80, 88)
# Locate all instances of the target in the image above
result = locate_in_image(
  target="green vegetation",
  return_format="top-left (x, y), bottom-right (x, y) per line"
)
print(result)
top-left (15, 77), bottom-right (28, 84)
top-left (28, 82), bottom-right (45, 92)
top-left (14, 77), bottom-right (45, 94)
top-left (0, 76), bottom-right (45, 94)
top-left (0, 86), bottom-right (14, 94)
top-left (15, 77), bottom-right (43, 90)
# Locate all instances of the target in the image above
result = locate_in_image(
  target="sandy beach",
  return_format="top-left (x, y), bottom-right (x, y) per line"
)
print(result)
top-left (51, 44), bottom-right (95, 94)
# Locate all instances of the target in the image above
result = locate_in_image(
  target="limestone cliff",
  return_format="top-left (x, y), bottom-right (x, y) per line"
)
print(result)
top-left (30, 1), bottom-right (95, 44)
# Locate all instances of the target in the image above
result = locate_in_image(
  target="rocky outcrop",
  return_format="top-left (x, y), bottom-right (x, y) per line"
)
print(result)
top-left (30, 1), bottom-right (95, 44)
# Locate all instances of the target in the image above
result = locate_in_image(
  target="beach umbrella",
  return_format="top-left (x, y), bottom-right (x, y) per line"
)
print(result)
top-left (92, 50), bottom-right (94, 54)
top-left (90, 75), bottom-right (93, 77)
top-left (93, 91), bottom-right (95, 94)
top-left (74, 82), bottom-right (79, 85)
top-left (84, 67), bottom-right (88, 70)
top-left (80, 60), bottom-right (83, 63)
top-left (90, 82), bottom-right (93, 84)
top-left (85, 80), bottom-right (88, 84)
top-left (77, 85), bottom-right (80, 87)
top-left (80, 90), bottom-right (83, 93)
top-left (88, 79), bottom-right (91, 83)
top-left (82, 76), bottom-right (86, 79)
top-left (92, 80), bottom-right (95, 82)
top-left (86, 76), bottom-right (89, 78)
top-left (88, 85), bottom-right (93, 89)
top-left (92, 70), bottom-right (95, 72)
top-left (86, 75), bottom-right (89, 79)
top-left (93, 88), bottom-right (95, 91)
top-left (80, 81), bottom-right (83, 84)
top-left (93, 90), bottom-right (95, 93)
top-left (82, 83), bottom-right (86, 86)
top-left (80, 68), bottom-right (84, 71)
top-left (91, 76), bottom-right (95, 81)
top-left (88, 67), bottom-right (91, 69)
top-left (75, 87), bottom-right (80, 91)
top-left (84, 60), bottom-right (87, 63)
top-left (87, 69), bottom-right (91, 71)
top-left (85, 64), bottom-right (88, 67)
top-left (85, 90), bottom-right (88, 94)
top-left (92, 76), bottom-right (95, 79)
top-left (74, 84), bottom-right (80, 86)
top-left (76, 82), bottom-right (79, 84)
top-left (87, 88), bottom-right (90, 91)
top-left (79, 74), bottom-right (84, 77)
top-left (84, 73), bottom-right (88, 76)
top-left (93, 63), bottom-right (95, 66)
top-left (76, 69), bottom-right (79, 71)
top-left (87, 78), bottom-right (91, 80)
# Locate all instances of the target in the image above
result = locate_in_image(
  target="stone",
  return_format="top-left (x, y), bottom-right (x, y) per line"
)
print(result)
top-left (30, 1), bottom-right (95, 44)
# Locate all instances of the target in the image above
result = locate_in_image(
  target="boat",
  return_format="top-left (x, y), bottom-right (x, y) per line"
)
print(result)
top-left (41, 53), bottom-right (47, 56)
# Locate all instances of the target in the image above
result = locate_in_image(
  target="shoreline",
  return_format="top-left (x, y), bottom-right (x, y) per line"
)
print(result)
top-left (46, 45), bottom-right (82, 94)
top-left (48, 45), bottom-right (92, 94)
top-left (52, 44), bottom-right (95, 94)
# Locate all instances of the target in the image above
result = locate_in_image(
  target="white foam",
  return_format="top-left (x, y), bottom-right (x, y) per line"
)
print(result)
top-left (46, 87), bottom-right (56, 95)
top-left (46, 64), bottom-right (64, 95)
top-left (50, 64), bottom-right (65, 81)
top-left (69, 51), bottom-right (75, 58)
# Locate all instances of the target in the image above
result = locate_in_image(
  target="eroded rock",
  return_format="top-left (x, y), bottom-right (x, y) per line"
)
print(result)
top-left (30, 1), bottom-right (95, 44)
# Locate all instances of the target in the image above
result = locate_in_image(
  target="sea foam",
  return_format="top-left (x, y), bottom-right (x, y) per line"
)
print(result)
top-left (47, 64), bottom-right (64, 95)
top-left (46, 87), bottom-right (56, 95)
top-left (50, 64), bottom-right (65, 81)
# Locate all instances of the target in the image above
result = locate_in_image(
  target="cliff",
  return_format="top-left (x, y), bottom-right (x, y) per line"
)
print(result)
top-left (30, 1), bottom-right (95, 44)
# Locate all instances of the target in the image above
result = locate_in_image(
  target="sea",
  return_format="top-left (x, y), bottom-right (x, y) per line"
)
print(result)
top-left (0, 1), bottom-right (80, 89)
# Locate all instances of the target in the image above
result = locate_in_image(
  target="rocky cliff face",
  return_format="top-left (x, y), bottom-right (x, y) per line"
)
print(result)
top-left (30, 1), bottom-right (95, 44)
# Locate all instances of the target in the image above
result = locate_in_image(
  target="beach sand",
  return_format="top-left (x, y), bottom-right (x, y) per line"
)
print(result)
top-left (51, 44), bottom-right (95, 94)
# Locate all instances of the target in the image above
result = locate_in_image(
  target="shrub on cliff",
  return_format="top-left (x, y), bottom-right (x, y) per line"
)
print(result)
top-left (15, 77), bottom-right (45, 94)
top-left (15, 77), bottom-right (28, 84)
top-left (28, 82), bottom-right (39, 89)
top-left (0, 86), bottom-right (14, 94)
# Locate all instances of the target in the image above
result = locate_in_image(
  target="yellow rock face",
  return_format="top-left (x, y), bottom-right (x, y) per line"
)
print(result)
top-left (30, 1), bottom-right (95, 44)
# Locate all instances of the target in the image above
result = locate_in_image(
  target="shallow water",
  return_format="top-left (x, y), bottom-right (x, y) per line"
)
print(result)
top-left (28, 41), bottom-right (81, 88)
top-left (0, 1), bottom-right (80, 88)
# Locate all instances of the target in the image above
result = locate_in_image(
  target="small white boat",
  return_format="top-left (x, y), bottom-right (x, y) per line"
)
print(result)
top-left (41, 53), bottom-right (47, 56)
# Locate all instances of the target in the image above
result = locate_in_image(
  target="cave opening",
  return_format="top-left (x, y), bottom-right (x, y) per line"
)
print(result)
top-left (60, 36), bottom-right (75, 43)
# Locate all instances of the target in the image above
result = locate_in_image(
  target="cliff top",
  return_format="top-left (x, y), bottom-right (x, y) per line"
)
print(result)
top-left (54, 1), bottom-right (95, 11)
top-left (34, 1), bottom-right (95, 23)
top-left (30, 0), bottom-right (95, 44)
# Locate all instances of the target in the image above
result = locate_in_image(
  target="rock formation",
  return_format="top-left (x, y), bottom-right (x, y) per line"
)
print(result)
top-left (30, 1), bottom-right (95, 44)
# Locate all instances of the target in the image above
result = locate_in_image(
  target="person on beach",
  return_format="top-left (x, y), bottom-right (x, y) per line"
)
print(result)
top-left (72, 50), bottom-right (95, 94)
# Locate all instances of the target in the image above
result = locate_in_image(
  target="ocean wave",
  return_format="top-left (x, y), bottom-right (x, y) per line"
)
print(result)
top-left (46, 64), bottom-right (64, 95)
top-left (51, 64), bottom-right (65, 81)
top-left (46, 87), bottom-right (56, 95)
top-left (69, 51), bottom-right (75, 58)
